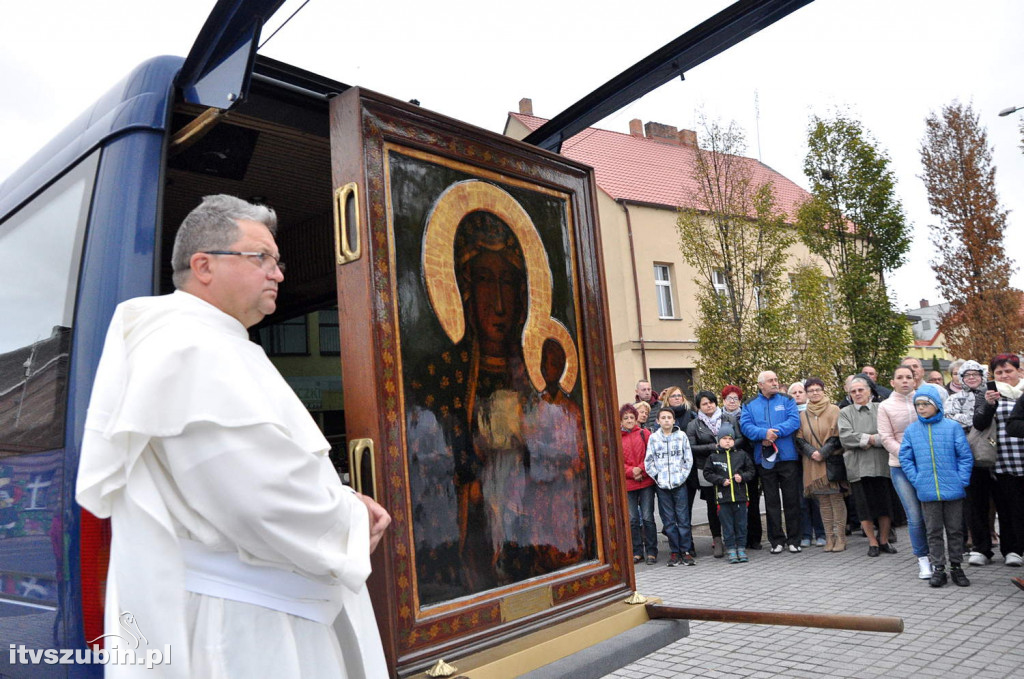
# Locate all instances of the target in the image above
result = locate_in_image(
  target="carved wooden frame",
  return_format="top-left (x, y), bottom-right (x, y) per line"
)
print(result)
top-left (330, 88), bottom-right (632, 675)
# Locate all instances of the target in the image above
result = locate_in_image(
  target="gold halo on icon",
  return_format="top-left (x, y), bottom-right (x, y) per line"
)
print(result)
top-left (422, 180), bottom-right (578, 393)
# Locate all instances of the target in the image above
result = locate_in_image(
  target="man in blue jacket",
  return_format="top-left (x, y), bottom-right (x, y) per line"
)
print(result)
top-left (740, 371), bottom-right (803, 553)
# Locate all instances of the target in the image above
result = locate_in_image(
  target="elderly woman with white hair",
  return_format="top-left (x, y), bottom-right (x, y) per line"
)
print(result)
top-left (947, 359), bottom-right (966, 394)
top-left (839, 376), bottom-right (896, 557)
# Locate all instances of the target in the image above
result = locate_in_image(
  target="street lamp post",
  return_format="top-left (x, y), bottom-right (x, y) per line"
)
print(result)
top-left (998, 105), bottom-right (1023, 117)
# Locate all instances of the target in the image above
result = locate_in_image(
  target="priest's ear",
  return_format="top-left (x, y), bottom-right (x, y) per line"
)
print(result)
top-left (188, 252), bottom-right (216, 285)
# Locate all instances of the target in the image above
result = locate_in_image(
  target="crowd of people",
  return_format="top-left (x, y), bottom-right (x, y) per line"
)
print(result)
top-left (622, 356), bottom-right (1024, 592)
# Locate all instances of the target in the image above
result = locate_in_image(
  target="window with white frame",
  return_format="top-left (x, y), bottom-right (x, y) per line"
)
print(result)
top-left (712, 269), bottom-right (729, 298)
top-left (654, 264), bottom-right (675, 318)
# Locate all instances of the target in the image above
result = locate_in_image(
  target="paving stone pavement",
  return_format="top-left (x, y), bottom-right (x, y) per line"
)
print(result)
top-left (603, 522), bottom-right (1024, 678)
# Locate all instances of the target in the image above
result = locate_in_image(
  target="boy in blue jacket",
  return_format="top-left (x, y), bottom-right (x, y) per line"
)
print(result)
top-left (898, 384), bottom-right (973, 588)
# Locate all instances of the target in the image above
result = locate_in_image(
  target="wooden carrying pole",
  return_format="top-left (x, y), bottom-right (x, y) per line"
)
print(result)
top-left (646, 604), bottom-right (904, 634)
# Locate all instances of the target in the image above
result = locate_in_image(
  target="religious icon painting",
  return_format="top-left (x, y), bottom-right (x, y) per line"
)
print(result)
top-left (329, 88), bottom-right (632, 673)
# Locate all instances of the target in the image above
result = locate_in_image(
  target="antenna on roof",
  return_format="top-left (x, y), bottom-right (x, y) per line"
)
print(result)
top-left (754, 90), bottom-right (762, 162)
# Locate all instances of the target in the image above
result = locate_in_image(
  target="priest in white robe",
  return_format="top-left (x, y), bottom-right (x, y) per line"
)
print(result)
top-left (76, 194), bottom-right (390, 678)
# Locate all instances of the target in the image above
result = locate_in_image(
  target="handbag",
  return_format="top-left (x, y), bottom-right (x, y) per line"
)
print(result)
top-left (825, 451), bottom-right (847, 482)
top-left (803, 422), bottom-right (846, 482)
top-left (967, 421), bottom-right (998, 468)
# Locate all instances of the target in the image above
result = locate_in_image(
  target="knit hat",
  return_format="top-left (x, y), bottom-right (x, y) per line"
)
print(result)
top-left (717, 423), bottom-right (735, 443)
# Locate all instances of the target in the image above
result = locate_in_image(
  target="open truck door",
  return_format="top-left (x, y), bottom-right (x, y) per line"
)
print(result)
top-left (177, 0), bottom-right (288, 109)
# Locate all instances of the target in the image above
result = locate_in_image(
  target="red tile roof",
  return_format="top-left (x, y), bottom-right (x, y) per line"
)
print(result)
top-left (913, 333), bottom-right (944, 347)
top-left (509, 113), bottom-right (811, 221)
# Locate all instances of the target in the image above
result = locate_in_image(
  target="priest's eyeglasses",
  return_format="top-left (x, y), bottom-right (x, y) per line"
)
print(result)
top-left (203, 250), bottom-right (286, 273)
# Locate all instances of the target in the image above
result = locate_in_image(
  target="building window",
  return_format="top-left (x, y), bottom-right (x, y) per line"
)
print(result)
top-left (319, 309), bottom-right (341, 355)
top-left (712, 269), bottom-right (729, 298)
top-left (654, 264), bottom-right (675, 318)
top-left (258, 315), bottom-right (308, 355)
top-left (922, 319), bottom-right (931, 331)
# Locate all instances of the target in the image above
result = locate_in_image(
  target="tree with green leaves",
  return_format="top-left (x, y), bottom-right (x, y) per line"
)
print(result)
top-left (796, 113), bottom-right (913, 379)
top-left (919, 101), bottom-right (1024, 359)
top-left (786, 262), bottom-right (848, 395)
top-left (676, 117), bottom-right (793, 397)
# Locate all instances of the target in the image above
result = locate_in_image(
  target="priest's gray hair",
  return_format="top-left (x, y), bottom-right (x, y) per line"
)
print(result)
top-left (171, 194), bottom-right (278, 288)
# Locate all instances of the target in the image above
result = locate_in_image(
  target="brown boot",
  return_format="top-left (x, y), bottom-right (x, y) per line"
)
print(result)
top-left (818, 494), bottom-right (833, 550)
top-left (834, 535), bottom-right (847, 552)
top-left (713, 537), bottom-right (724, 558)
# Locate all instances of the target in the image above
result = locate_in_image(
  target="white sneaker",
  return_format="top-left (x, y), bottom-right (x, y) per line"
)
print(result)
top-left (789, 544), bottom-right (802, 553)
top-left (1006, 552), bottom-right (1023, 567)
top-left (770, 544), bottom-right (784, 554)
top-left (918, 556), bottom-right (933, 580)
top-left (967, 551), bottom-right (990, 566)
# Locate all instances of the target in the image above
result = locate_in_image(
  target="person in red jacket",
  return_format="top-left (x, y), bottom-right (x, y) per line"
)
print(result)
top-left (621, 403), bottom-right (657, 564)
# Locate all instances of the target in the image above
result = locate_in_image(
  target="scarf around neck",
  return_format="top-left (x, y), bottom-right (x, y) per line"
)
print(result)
top-left (997, 379), bottom-right (1024, 401)
top-left (698, 407), bottom-right (723, 435)
top-left (806, 397), bottom-right (831, 418)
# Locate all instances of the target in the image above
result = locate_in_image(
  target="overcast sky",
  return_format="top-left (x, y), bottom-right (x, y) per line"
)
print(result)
top-left (2, 0), bottom-right (1022, 311)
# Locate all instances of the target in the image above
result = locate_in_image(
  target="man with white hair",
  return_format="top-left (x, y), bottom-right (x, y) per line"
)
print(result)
top-left (77, 195), bottom-right (390, 677)
top-left (740, 371), bottom-right (803, 553)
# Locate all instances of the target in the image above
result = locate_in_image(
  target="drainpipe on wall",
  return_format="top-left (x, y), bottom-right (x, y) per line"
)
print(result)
top-left (618, 199), bottom-right (648, 380)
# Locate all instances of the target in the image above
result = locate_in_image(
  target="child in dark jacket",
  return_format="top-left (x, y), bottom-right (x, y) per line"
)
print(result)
top-left (898, 384), bottom-right (973, 588)
top-left (703, 424), bottom-right (756, 564)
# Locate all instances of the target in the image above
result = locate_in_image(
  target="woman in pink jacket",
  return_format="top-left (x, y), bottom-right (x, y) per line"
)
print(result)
top-left (621, 403), bottom-right (657, 564)
top-left (877, 365), bottom-right (931, 579)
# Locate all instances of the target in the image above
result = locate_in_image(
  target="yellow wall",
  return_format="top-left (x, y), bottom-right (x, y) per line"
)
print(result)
top-left (505, 116), bottom-right (833, 405)
top-left (605, 200), bottom-right (831, 404)
top-left (906, 345), bottom-right (953, 364)
top-left (268, 314), bottom-right (345, 411)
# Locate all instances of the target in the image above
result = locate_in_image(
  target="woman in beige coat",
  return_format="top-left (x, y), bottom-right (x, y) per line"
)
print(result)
top-left (797, 378), bottom-right (848, 551)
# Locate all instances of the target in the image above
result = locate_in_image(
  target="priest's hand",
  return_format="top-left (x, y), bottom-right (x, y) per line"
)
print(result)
top-left (357, 493), bottom-right (391, 554)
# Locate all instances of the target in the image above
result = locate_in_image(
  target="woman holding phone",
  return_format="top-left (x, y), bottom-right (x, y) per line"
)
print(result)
top-left (974, 354), bottom-right (1024, 568)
